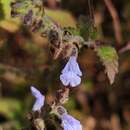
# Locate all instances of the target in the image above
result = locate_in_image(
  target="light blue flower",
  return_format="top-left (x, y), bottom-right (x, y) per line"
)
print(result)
top-left (31, 86), bottom-right (45, 112)
top-left (61, 113), bottom-right (82, 130)
top-left (60, 56), bottom-right (82, 87)
top-left (51, 105), bottom-right (82, 130)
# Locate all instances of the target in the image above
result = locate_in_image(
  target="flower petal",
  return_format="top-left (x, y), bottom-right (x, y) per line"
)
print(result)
top-left (70, 73), bottom-right (81, 87)
top-left (62, 56), bottom-right (82, 76)
top-left (61, 113), bottom-right (82, 130)
top-left (60, 73), bottom-right (70, 86)
top-left (31, 86), bottom-right (45, 111)
top-left (62, 120), bottom-right (74, 130)
top-left (62, 59), bottom-right (71, 74)
top-left (69, 56), bottom-right (82, 76)
top-left (31, 86), bottom-right (42, 98)
top-left (60, 72), bottom-right (81, 87)
top-left (32, 98), bottom-right (44, 112)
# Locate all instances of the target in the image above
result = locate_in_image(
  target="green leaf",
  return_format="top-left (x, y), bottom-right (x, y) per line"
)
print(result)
top-left (95, 45), bottom-right (119, 84)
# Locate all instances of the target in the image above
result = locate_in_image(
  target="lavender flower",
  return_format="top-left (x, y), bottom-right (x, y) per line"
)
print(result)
top-left (51, 105), bottom-right (82, 130)
top-left (60, 56), bottom-right (82, 87)
top-left (31, 86), bottom-right (45, 112)
top-left (61, 113), bottom-right (82, 130)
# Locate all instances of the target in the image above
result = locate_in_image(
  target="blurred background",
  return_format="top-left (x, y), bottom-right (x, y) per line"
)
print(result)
top-left (0, 0), bottom-right (130, 129)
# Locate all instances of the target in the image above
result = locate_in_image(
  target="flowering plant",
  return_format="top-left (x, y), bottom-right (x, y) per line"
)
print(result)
top-left (9, 0), bottom-right (119, 129)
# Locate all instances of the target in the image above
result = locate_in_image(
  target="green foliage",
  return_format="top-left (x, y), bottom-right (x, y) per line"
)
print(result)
top-left (0, 0), bottom-right (11, 19)
top-left (97, 46), bottom-right (118, 61)
top-left (0, 0), bottom-right (20, 32)
top-left (95, 45), bottom-right (118, 84)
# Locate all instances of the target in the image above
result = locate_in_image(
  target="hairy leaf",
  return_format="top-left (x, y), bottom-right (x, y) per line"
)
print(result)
top-left (95, 45), bottom-right (118, 84)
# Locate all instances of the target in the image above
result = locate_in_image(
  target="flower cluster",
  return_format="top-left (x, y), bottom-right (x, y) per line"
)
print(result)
top-left (58, 56), bottom-right (82, 129)
top-left (30, 55), bottom-right (83, 129)
top-left (31, 87), bottom-right (82, 130)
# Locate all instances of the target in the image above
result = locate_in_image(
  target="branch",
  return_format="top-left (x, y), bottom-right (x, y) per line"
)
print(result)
top-left (104, 0), bottom-right (122, 46)
top-left (119, 41), bottom-right (130, 53)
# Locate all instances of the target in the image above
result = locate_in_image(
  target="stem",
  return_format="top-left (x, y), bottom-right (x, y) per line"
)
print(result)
top-left (56, 87), bottom-right (70, 105)
top-left (104, 0), bottom-right (122, 46)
